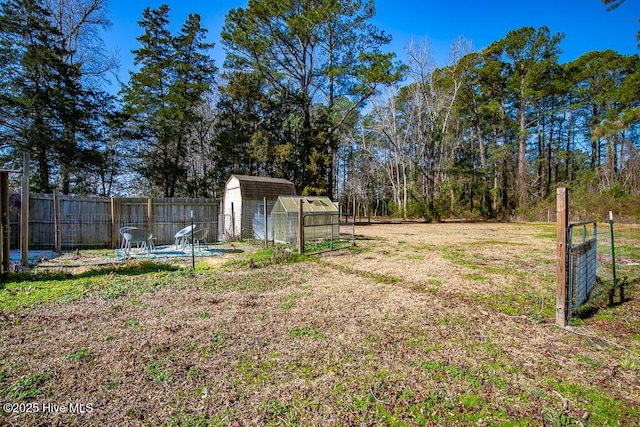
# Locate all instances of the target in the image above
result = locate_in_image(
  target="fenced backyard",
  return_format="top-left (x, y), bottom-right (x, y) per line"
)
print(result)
top-left (9, 193), bottom-right (220, 250)
top-left (1, 221), bottom-right (638, 425)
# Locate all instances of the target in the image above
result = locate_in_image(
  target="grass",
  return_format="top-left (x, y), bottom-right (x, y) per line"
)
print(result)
top-left (0, 223), bottom-right (639, 425)
top-left (65, 348), bottom-right (92, 361)
top-left (304, 239), bottom-right (352, 254)
top-left (289, 326), bottom-right (325, 339)
top-left (145, 360), bottom-right (173, 383)
top-left (0, 260), bottom-right (183, 311)
top-left (223, 245), bottom-right (307, 269)
top-left (1, 373), bottom-right (52, 400)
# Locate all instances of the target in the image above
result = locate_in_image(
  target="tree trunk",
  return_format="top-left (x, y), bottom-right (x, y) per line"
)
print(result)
top-left (517, 79), bottom-right (527, 208)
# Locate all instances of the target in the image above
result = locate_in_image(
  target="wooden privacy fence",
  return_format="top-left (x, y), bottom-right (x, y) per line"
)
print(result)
top-left (10, 193), bottom-right (219, 250)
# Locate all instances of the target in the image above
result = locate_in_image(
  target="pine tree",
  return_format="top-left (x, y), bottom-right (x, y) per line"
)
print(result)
top-left (0, 0), bottom-right (68, 190)
top-left (121, 5), bottom-right (216, 197)
top-left (221, 0), bottom-right (402, 195)
top-left (0, 0), bottom-right (116, 194)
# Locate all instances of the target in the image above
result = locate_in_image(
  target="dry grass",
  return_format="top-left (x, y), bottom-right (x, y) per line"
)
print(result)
top-left (1, 223), bottom-right (639, 426)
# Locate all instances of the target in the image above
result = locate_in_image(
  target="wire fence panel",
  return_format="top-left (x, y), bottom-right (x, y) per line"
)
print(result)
top-left (597, 221), bottom-right (640, 286)
top-left (564, 218), bottom-right (640, 320)
top-left (567, 222), bottom-right (597, 316)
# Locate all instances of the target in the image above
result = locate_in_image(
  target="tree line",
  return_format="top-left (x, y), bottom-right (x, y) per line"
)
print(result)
top-left (0, 0), bottom-right (638, 219)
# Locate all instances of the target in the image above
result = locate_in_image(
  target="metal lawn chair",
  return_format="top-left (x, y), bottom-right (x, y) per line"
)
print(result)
top-left (174, 225), bottom-right (196, 250)
top-left (120, 226), bottom-right (154, 257)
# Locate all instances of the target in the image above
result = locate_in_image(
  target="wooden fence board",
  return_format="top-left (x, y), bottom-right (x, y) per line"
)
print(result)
top-left (9, 194), bottom-right (219, 250)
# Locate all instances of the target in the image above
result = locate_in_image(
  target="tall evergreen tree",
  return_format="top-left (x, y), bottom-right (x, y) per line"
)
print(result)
top-left (0, 0), bottom-right (69, 191)
top-left (221, 0), bottom-right (403, 195)
top-left (487, 26), bottom-right (564, 208)
top-left (0, 0), bottom-right (116, 194)
top-left (121, 5), bottom-right (216, 197)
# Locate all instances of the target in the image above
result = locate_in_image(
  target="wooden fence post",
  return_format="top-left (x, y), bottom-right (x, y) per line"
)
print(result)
top-left (53, 189), bottom-right (61, 252)
top-left (298, 199), bottom-right (304, 254)
top-left (264, 196), bottom-right (268, 249)
top-left (147, 198), bottom-right (153, 233)
top-left (20, 152), bottom-right (29, 267)
top-left (556, 187), bottom-right (568, 327)
top-left (111, 197), bottom-right (119, 248)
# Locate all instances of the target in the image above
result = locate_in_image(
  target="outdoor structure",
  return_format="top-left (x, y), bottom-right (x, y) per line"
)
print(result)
top-left (271, 196), bottom-right (339, 246)
top-left (223, 175), bottom-right (296, 239)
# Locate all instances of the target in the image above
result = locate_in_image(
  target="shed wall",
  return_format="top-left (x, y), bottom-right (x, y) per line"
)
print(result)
top-left (223, 176), bottom-right (242, 238)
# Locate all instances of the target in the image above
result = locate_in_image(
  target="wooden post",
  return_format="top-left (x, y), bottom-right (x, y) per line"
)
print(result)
top-left (263, 197), bottom-right (268, 248)
top-left (556, 187), bottom-right (568, 327)
top-left (20, 152), bottom-right (29, 267)
top-left (110, 197), bottom-right (119, 248)
top-left (298, 198), bottom-right (304, 254)
top-left (147, 198), bottom-right (153, 233)
top-left (53, 189), bottom-right (61, 252)
top-left (1, 172), bottom-right (9, 276)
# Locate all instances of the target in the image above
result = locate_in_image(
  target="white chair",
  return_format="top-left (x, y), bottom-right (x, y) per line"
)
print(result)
top-left (174, 225), bottom-right (196, 250)
top-left (119, 226), bottom-right (136, 256)
top-left (120, 226), bottom-right (154, 256)
top-left (192, 227), bottom-right (208, 248)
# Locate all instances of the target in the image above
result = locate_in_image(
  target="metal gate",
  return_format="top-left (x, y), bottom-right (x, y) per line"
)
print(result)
top-left (567, 221), bottom-right (597, 316)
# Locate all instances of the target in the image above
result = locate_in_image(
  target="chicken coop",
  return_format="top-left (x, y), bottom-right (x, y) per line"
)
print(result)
top-left (271, 196), bottom-right (339, 246)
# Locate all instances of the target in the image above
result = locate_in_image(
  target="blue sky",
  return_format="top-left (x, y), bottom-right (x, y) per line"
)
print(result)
top-left (102, 0), bottom-right (639, 88)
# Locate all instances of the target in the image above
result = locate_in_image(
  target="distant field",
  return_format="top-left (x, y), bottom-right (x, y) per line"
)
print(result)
top-left (1, 222), bottom-right (638, 426)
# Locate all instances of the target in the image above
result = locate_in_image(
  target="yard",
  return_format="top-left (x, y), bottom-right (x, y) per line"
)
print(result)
top-left (0, 222), bottom-right (639, 426)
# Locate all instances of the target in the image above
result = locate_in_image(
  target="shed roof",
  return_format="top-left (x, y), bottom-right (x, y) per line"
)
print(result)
top-left (226, 175), bottom-right (296, 201)
top-left (273, 196), bottom-right (338, 213)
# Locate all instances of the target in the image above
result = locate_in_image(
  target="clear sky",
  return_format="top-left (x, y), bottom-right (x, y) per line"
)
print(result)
top-left (102, 0), bottom-right (640, 88)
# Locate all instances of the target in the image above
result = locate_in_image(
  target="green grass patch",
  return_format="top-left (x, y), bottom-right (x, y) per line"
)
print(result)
top-left (65, 348), bottom-right (92, 361)
top-left (145, 360), bottom-right (173, 383)
top-left (289, 326), bottom-right (325, 339)
top-left (167, 409), bottom-right (235, 427)
top-left (439, 247), bottom-right (479, 269)
top-left (124, 319), bottom-right (141, 330)
top-left (459, 392), bottom-right (483, 409)
top-left (548, 380), bottom-right (639, 424)
top-left (0, 261), bottom-right (184, 311)
top-left (1, 372), bottom-right (52, 400)
top-left (211, 332), bottom-right (227, 351)
top-left (224, 245), bottom-right (307, 269)
top-left (280, 292), bottom-right (301, 309)
top-left (304, 239), bottom-right (352, 254)
top-left (236, 355), bottom-right (275, 385)
top-left (370, 273), bottom-right (403, 283)
top-left (260, 399), bottom-right (291, 424)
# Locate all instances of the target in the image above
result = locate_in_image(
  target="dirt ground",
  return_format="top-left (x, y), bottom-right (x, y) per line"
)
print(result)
top-left (1, 222), bottom-right (638, 426)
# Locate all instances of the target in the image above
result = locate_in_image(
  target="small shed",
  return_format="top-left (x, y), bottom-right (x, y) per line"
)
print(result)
top-left (271, 196), bottom-right (339, 245)
top-left (223, 175), bottom-right (296, 239)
